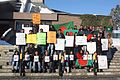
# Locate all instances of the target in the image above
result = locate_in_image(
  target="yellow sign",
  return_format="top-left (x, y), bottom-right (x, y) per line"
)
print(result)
top-left (47, 31), bottom-right (56, 44)
top-left (20, 53), bottom-right (22, 60)
top-left (26, 34), bottom-right (37, 44)
top-left (32, 13), bottom-right (41, 24)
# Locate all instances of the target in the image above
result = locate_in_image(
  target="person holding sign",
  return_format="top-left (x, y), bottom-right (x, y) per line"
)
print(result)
top-left (64, 51), bottom-right (69, 73)
top-left (33, 51), bottom-right (42, 73)
top-left (24, 52), bottom-right (30, 69)
top-left (42, 50), bottom-right (51, 73)
top-left (11, 51), bottom-right (20, 73)
top-left (69, 51), bottom-right (75, 72)
top-left (52, 51), bottom-right (58, 73)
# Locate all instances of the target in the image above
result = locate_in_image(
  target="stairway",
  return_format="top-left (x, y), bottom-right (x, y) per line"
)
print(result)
top-left (0, 45), bottom-right (120, 77)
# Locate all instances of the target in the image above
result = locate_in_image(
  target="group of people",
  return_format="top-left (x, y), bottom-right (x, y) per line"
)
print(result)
top-left (11, 24), bottom-right (116, 76)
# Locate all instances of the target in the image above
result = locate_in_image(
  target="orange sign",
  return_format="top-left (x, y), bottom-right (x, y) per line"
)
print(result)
top-left (47, 31), bottom-right (56, 44)
top-left (32, 13), bottom-right (41, 24)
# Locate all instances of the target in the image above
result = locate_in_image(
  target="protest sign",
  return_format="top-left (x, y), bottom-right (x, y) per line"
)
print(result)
top-left (26, 34), bottom-right (37, 44)
top-left (55, 39), bottom-right (65, 50)
top-left (65, 55), bottom-right (69, 60)
top-left (53, 55), bottom-right (58, 61)
top-left (34, 56), bottom-right (39, 62)
top-left (25, 54), bottom-right (30, 61)
top-left (98, 55), bottom-right (108, 69)
top-left (47, 31), bottom-right (56, 44)
top-left (83, 55), bottom-right (92, 60)
top-left (87, 42), bottom-right (96, 54)
top-left (32, 13), bottom-right (41, 24)
top-left (14, 55), bottom-right (19, 61)
top-left (75, 36), bottom-right (87, 45)
top-left (101, 39), bottom-right (108, 51)
top-left (45, 56), bottom-right (50, 62)
top-left (16, 33), bottom-right (26, 45)
top-left (70, 55), bottom-right (74, 60)
top-left (39, 25), bottom-right (49, 32)
top-left (37, 33), bottom-right (46, 45)
top-left (65, 36), bottom-right (74, 47)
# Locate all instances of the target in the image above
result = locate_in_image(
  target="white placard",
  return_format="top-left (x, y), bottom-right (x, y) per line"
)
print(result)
top-left (65, 36), bottom-right (74, 47)
top-left (53, 55), bottom-right (58, 61)
top-left (75, 36), bottom-right (87, 45)
top-left (14, 55), bottom-right (19, 61)
top-left (101, 39), bottom-right (108, 51)
top-left (34, 56), bottom-right (39, 62)
top-left (83, 55), bottom-right (92, 60)
top-left (16, 33), bottom-right (26, 45)
top-left (39, 25), bottom-right (49, 32)
top-left (55, 39), bottom-right (65, 50)
top-left (65, 55), bottom-right (69, 60)
top-left (45, 56), bottom-right (50, 62)
top-left (98, 55), bottom-right (108, 69)
top-left (22, 27), bottom-right (32, 34)
top-left (87, 42), bottom-right (96, 54)
top-left (25, 54), bottom-right (30, 61)
top-left (112, 38), bottom-right (120, 46)
top-left (69, 55), bottom-right (74, 60)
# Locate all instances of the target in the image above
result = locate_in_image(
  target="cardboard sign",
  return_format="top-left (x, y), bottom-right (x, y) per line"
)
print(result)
top-left (101, 39), bottom-right (108, 51)
top-left (45, 56), bottom-right (50, 62)
top-left (53, 55), bottom-right (58, 61)
top-left (65, 36), bottom-right (74, 47)
top-left (87, 42), bottom-right (96, 54)
top-left (75, 36), bottom-right (87, 45)
top-left (37, 33), bottom-right (46, 45)
top-left (26, 34), bottom-right (37, 44)
top-left (98, 55), bottom-right (108, 69)
top-left (65, 55), bottom-right (69, 60)
top-left (14, 55), bottom-right (19, 61)
top-left (69, 55), bottom-right (74, 60)
top-left (22, 27), bottom-right (32, 34)
top-left (25, 54), bottom-right (30, 61)
top-left (47, 31), bottom-right (56, 44)
top-left (83, 55), bottom-right (92, 60)
top-left (16, 33), bottom-right (26, 45)
top-left (39, 25), bottom-right (49, 32)
top-left (34, 56), bottom-right (39, 62)
top-left (32, 13), bottom-right (41, 24)
top-left (55, 39), bottom-right (65, 50)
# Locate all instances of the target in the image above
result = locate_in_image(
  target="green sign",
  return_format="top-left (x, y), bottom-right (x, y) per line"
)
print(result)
top-left (105, 26), bottom-right (113, 33)
top-left (37, 33), bottom-right (46, 45)
top-left (64, 30), bottom-right (78, 35)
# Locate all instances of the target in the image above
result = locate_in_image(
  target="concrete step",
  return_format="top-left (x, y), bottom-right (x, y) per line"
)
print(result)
top-left (110, 63), bottom-right (120, 66)
top-left (0, 57), bottom-right (11, 60)
top-left (111, 60), bottom-right (120, 63)
top-left (0, 72), bottom-right (120, 76)
top-left (103, 69), bottom-right (120, 72)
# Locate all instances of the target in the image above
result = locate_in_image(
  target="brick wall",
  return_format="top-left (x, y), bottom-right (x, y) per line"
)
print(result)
top-left (52, 14), bottom-right (82, 29)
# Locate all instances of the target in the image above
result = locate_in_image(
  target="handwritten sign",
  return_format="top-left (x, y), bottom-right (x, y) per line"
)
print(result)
top-left (26, 34), bottom-right (37, 44)
top-left (45, 56), bottom-right (50, 62)
top-left (16, 33), bottom-right (26, 45)
top-left (14, 55), bottom-right (19, 61)
top-left (55, 39), bottom-right (65, 50)
top-left (53, 55), bottom-right (58, 61)
top-left (34, 56), bottom-right (39, 62)
top-left (47, 31), bottom-right (56, 44)
top-left (37, 33), bottom-right (46, 45)
top-left (65, 36), bottom-right (74, 47)
top-left (75, 36), bottom-right (87, 45)
top-left (101, 39), bottom-right (108, 51)
top-left (39, 25), bottom-right (49, 32)
top-left (70, 55), bottom-right (74, 60)
top-left (87, 42), bottom-right (96, 54)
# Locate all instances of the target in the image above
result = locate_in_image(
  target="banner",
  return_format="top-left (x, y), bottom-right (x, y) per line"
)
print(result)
top-left (65, 36), bottom-right (74, 47)
top-left (37, 33), bottom-right (46, 45)
top-left (75, 36), bottom-right (87, 45)
top-left (47, 31), bottom-right (56, 44)
top-left (87, 42), bottom-right (96, 54)
top-left (39, 25), bottom-right (49, 32)
top-left (98, 55), bottom-right (108, 69)
top-left (22, 27), bottom-right (32, 34)
top-left (26, 34), bottom-right (37, 44)
top-left (101, 39), bottom-right (108, 51)
top-left (55, 39), bottom-right (65, 50)
top-left (64, 30), bottom-right (78, 36)
top-left (16, 33), bottom-right (26, 45)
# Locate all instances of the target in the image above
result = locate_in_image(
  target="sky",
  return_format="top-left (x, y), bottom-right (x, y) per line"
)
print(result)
top-left (45, 0), bottom-right (120, 15)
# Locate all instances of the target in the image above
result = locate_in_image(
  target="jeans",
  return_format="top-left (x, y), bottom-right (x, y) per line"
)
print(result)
top-left (12, 61), bottom-right (19, 70)
top-left (33, 62), bottom-right (41, 72)
top-left (47, 44), bottom-right (54, 56)
top-left (18, 45), bottom-right (25, 54)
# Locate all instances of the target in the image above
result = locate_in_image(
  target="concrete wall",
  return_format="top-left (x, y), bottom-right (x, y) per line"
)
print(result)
top-left (52, 14), bottom-right (82, 28)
